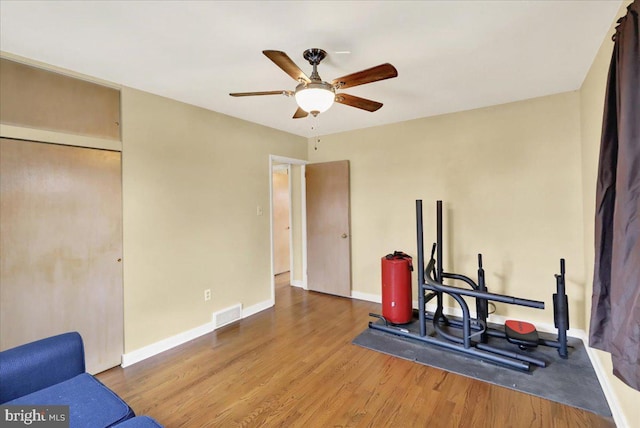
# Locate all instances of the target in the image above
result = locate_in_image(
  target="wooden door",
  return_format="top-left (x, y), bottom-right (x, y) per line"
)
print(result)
top-left (0, 138), bottom-right (123, 374)
top-left (273, 169), bottom-right (290, 275)
top-left (306, 160), bottom-right (351, 297)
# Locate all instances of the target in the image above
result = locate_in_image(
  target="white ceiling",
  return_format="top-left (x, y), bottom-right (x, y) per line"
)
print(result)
top-left (0, 1), bottom-right (622, 138)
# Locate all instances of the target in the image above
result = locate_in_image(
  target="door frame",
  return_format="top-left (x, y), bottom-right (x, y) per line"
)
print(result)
top-left (269, 155), bottom-right (308, 303)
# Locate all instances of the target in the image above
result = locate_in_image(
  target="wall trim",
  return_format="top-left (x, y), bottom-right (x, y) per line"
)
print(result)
top-left (121, 321), bottom-right (214, 368)
top-left (351, 291), bottom-right (382, 304)
top-left (122, 298), bottom-right (274, 368)
top-left (0, 124), bottom-right (122, 151)
top-left (243, 298), bottom-right (274, 319)
top-left (290, 280), bottom-right (304, 288)
top-left (579, 334), bottom-right (627, 428)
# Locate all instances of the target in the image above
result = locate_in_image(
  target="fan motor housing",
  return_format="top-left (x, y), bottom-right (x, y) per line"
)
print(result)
top-left (303, 48), bottom-right (327, 65)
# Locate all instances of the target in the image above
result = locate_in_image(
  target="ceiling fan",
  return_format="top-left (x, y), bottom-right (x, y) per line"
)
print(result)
top-left (230, 49), bottom-right (398, 119)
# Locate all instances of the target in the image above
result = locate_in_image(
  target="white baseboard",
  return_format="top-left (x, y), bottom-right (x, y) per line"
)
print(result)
top-left (243, 298), bottom-right (274, 318)
top-left (579, 336), bottom-right (627, 428)
top-left (290, 280), bottom-right (304, 288)
top-left (121, 298), bottom-right (273, 368)
top-left (121, 321), bottom-right (214, 368)
top-left (351, 291), bottom-right (382, 303)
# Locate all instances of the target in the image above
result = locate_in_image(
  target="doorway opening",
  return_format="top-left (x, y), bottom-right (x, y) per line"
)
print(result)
top-left (269, 155), bottom-right (307, 304)
top-left (272, 164), bottom-right (291, 288)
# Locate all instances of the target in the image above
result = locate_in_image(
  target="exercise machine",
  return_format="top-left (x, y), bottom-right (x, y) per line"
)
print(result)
top-left (369, 200), bottom-right (570, 371)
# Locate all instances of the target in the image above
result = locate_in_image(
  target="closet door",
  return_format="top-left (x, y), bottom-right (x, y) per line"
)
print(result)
top-left (0, 138), bottom-right (123, 373)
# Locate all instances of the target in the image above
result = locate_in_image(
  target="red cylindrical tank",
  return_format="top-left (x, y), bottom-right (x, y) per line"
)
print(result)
top-left (381, 252), bottom-right (413, 324)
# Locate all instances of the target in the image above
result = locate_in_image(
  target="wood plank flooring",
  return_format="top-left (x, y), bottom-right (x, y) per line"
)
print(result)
top-left (97, 274), bottom-right (614, 427)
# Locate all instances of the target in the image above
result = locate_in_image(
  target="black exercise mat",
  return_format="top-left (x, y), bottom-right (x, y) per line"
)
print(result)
top-left (353, 319), bottom-right (611, 417)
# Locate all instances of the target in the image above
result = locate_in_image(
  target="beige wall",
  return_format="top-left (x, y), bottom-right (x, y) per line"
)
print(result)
top-left (309, 92), bottom-right (584, 327)
top-left (579, 1), bottom-right (639, 425)
top-left (121, 87), bottom-right (306, 351)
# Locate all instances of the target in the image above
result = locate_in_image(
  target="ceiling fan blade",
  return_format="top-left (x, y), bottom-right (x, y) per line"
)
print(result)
top-left (229, 90), bottom-right (293, 97)
top-left (293, 107), bottom-right (308, 119)
top-left (331, 63), bottom-right (398, 89)
top-left (335, 93), bottom-right (383, 112)
top-left (263, 50), bottom-right (311, 83)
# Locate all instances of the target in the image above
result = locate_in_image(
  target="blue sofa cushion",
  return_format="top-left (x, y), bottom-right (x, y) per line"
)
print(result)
top-left (115, 416), bottom-right (163, 427)
top-left (0, 332), bottom-right (85, 403)
top-left (6, 373), bottom-right (135, 427)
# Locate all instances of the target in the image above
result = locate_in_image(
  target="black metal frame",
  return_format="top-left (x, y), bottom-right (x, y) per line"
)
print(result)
top-left (369, 200), bottom-right (570, 371)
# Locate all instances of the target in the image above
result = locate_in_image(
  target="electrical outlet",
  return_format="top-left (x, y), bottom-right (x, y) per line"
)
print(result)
top-left (204, 289), bottom-right (211, 301)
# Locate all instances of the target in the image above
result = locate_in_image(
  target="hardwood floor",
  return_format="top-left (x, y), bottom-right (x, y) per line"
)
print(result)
top-left (97, 274), bottom-right (614, 427)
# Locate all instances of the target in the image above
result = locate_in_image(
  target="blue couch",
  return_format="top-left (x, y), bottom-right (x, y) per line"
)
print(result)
top-left (0, 332), bottom-right (162, 427)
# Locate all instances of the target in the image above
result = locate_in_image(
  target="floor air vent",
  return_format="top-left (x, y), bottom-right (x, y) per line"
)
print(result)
top-left (213, 304), bottom-right (242, 329)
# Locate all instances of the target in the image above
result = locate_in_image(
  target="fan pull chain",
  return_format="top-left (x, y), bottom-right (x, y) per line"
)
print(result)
top-left (312, 115), bottom-right (321, 151)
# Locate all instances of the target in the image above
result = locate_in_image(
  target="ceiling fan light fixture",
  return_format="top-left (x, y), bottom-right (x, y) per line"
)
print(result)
top-left (231, 49), bottom-right (398, 119)
top-left (295, 82), bottom-right (335, 115)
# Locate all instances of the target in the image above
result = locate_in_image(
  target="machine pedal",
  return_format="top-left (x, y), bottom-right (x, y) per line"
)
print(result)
top-left (505, 320), bottom-right (539, 350)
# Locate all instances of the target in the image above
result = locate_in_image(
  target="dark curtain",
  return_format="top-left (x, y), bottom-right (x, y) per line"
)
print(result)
top-left (590, 0), bottom-right (640, 391)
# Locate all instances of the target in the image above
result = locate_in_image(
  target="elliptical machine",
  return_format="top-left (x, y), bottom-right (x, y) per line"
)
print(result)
top-left (368, 200), bottom-right (570, 371)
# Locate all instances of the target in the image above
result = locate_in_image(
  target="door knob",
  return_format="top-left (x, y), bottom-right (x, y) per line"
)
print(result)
top-left (341, 233), bottom-right (348, 239)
